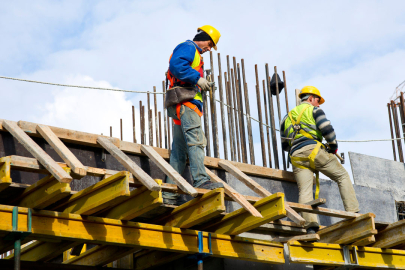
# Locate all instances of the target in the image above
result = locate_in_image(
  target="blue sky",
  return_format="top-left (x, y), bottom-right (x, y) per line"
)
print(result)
top-left (1, 0), bottom-right (405, 175)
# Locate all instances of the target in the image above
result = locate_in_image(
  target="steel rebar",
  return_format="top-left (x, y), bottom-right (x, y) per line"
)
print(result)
top-left (217, 53), bottom-right (228, 160)
top-left (265, 64), bottom-right (279, 169)
top-left (255, 65), bottom-right (267, 167)
top-left (274, 66), bottom-right (286, 170)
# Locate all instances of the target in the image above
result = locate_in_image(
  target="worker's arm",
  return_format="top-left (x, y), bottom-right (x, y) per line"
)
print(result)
top-left (280, 114), bottom-right (290, 152)
top-left (169, 41), bottom-right (201, 85)
top-left (313, 107), bottom-right (338, 152)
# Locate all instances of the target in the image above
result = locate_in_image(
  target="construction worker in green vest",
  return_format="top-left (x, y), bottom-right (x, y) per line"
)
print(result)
top-left (280, 86), bottom-right (360, 234)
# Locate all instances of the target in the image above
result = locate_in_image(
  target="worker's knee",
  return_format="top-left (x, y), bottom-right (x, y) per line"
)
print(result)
top-left (184, 126), bottom-right (206, 147)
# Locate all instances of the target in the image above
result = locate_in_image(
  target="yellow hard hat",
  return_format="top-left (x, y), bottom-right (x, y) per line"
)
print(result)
top-left (299, 86), bottom-right (325, 104)
top-left (197, 25), bottom-right (221, 50)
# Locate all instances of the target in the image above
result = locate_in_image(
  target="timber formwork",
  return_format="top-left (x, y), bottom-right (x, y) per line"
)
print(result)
top-left (0, 119), bottom-right (404, 269)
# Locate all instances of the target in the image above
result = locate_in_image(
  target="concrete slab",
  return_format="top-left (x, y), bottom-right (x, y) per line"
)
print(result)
top-left (350, 151), bottom-right (405, 201)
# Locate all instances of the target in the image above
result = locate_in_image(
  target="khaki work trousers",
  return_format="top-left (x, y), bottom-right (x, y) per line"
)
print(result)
top-left (292, 144), bottom-right (360, 228)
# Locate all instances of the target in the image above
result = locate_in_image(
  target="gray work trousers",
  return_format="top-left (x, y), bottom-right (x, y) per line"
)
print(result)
top-left (292, 144), bottom-right (360, 228)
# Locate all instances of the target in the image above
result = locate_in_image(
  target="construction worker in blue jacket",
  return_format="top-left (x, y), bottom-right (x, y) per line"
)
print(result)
top-left (280, 86), bottom-right (360, 234)
top-left (163, 25), bottom-right (224, 205)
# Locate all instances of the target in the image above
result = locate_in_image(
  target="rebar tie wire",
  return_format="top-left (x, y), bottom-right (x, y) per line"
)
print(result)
top-left (0, 75), bottom-right (402, 143)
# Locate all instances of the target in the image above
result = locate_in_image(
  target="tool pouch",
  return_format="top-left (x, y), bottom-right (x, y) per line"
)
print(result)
top-left (164, 86), bottom-right (197, 108)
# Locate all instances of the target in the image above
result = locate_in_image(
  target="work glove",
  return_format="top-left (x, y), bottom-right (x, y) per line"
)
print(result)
top-left (197, 77), bottom-right (215, 92)
top-left (327, 143), bottom-right (338, 154)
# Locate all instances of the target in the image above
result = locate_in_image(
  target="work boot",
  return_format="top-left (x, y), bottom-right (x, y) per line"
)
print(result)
top-left (306, 226), bottom-right (319, 235)
top-left (196, 181), bottom-right (224, 190)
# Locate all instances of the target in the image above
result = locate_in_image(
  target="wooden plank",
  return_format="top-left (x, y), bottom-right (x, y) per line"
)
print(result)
top-left (205, 167), bottom-right (263, 218)
top-left (272, 234), bottom-right (319, 243)
top-left (318, 213), bottom-right (377, 244)
top-left (97, 137), bottom-right (160, 191)
top-left (13, 168), bottom-right (71, 209)
top-left (155, 188), bottom-right (225, 228)
top-left (101, 180), bottom-right (163, 221)
top-left (1, 120), bottom-right (295, 182)
top-left (253, 222), bottom-right (306, 235)
top-left (352, 235), bottom-right (375, 246)
top-left (204, 192), bottom-right (286, 235)
top-left (218, 160), bottom-right (305, 226)
top-left (372, 219), bottom-right (405, 248)
top-left (2, 120), bottom-right (72, 183)
top-left (141, 145), bottom-right (198, 196)
top-left (304, 198), bottom-right (326, 207)
top-left (37, 124), bottom-right (87, 177)
top-left (54, 171), bottom-right (131, 215)
top-left (287, 202), bottom-right (362, 219)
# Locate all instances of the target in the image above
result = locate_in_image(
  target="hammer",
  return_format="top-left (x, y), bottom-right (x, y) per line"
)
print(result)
top-left (325, 143), bottom-right (345, 164)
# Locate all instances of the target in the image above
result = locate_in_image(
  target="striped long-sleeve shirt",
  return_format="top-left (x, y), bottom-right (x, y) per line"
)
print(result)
top-left (280, 102), bottom-right (337, 154)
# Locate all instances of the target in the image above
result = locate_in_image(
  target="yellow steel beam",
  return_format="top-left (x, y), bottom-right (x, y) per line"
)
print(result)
top-left (12, 167), bottom-right (71, 209)
top-left (0, 156), bottom-right (12, 193)
top-left (204, 192), bottom-right (286, 235)
top-left (0, 204), bottom-right (284, 264)
top-left (155, 188), bottom-right (225, 228)
top-left (101, 179), bottom-right (163, 220)
top-left (288, 241), bottom-right (405, 269)
top-left (54, 171), bottom-right (131, 215)
top-left (64, 188), bottom-right (226, 266)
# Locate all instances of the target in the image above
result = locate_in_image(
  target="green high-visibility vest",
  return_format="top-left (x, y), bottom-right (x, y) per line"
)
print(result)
top-left (283, 103), bottom-right (322, 145)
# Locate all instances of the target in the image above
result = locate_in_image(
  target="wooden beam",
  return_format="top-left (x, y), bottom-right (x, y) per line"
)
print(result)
top-left (317, 213), bottom-right (377, 244)
top-left (352, 236), bottom-right (375, 246)
top-left (54, 171), bottom-right (131, 215)
top-left (287, 202), bottom-right (362, 219)
top-left (0, 205), bottom-right (285, 264)
top-left (97, 137), bottom-right (160, 191)
top-left (204, 192), bottom-right (286, 235)
top-left (36, 124), bottom-right (87, 177)
top-left (304, 198), bottom-right (326, 207)
top-left (140, 145), bottom-right (198, 196)
top-left (372, 219), bottom-right (405, 248)
top-left (205, 167), bottom-right (262, 218)
top-left (2, 120), bottom-right (72, 183)
top-left (272, 234), bottom-right (320, 243)
top-left (4, 120), bottom-right (295, 182)
top-left (12, 168), bottom-right (71, 209)
top-left (218, 160), bottom-right (305, 226)
top-left (101, 180), bottom-right (163, 221)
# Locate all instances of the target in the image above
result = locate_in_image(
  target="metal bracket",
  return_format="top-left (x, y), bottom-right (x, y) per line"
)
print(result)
top-left (4, 206), bottom-right (32, 242)
top-left (187, 231), bottom-right (213, 261)
top-left (334, 246), bottom-right (359, 270)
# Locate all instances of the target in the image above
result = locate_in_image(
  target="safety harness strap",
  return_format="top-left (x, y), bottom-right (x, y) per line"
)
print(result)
top-left (173, 102), bottom-right (203, 126)
top-left (290, 141), bottom-right (323, 199)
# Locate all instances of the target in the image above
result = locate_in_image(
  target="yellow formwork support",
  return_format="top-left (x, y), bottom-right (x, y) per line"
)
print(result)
top-left (158, 188), bottom-right (225, 228)
top-left (205, 192), bottom-right (286, 235)
top-left (63, 244), bottom-right (87, 262)
top-left (0, 156), bottom-right (12, 193)
top-left (0, 204), bottom-right (284, 264)
top-left (288, 241), bottom-right (405, 269)
top-left (56, 171), bottom-right (131, 215)
top-left (15, 167), bottom-right (71, 209)
top-left (64, 188), bottom-right (226, 266)
top-left (6, 240), bottom-right (78, 262)
top-left (102, 179), bottom-right (163, 220)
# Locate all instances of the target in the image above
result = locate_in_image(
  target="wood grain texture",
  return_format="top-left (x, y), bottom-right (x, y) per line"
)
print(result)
top-left (97, 137), bottom-right (160, 191)
top-left (37, 124), bottom-right (87, 177)
top-left (3, 120), bottom-right (72, 183)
